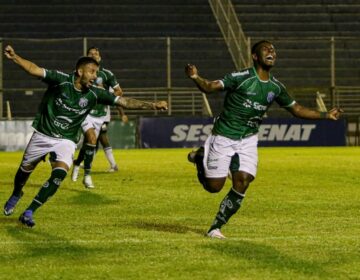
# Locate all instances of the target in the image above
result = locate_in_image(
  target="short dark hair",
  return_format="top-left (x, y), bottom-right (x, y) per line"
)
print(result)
top-left (75, 56), bottom-right (99, 72)
top-left (251, 40), bottom-right (273, 54)
top-left (87, 46), bottom-right (99, 55)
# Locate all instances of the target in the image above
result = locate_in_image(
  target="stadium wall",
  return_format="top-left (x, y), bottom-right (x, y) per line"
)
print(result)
top-left (0, 118), bottom-right (346, 151)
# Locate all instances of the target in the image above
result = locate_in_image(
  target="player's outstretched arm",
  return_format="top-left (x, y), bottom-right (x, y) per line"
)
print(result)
top-left (113, 86), bottom-right (129, 123)
top-left (185, 64), bottom-right (223, 94)
top-left (115, 97), bottom-right (168, 111)
top-left (288, 103), bottom-right (343, 120)
top-left (4, 45), bottom-right (44, 78)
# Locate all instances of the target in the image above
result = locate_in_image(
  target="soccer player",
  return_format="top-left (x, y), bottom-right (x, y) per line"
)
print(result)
top-left (185, 40), bottom-right (343, 239)
top-left (3, 45), bottom-right (167, 227)
top-left (71, 47), bottom-right (127, 188)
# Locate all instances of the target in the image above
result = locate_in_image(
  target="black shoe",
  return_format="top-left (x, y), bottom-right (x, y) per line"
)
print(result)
top-left (19, 210), bottom-right (35, 227)
top-left (187, 147), bottom-right (204, 163)
top-left (4, 191), bottom-right (23, 216)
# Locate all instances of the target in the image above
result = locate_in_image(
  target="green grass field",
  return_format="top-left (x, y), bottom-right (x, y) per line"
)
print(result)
top-left (0, 147), bottom-right (359, 280)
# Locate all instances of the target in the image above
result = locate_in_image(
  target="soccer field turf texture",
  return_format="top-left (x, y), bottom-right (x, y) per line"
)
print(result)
top-left (0, 147), bottom-right (359, 280)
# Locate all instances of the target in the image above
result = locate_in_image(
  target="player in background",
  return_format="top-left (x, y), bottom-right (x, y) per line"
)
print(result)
top-left (97, 86), bottom-right (129, 172)
top-left (3, 45), bottom-right (167, 227)
top-left (185, 40), bottom-right (343, 239)
top-left (71, 47), bottom-right (127, 188)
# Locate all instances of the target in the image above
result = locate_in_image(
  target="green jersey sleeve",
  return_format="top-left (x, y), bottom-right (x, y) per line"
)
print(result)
top-left (274, 80), bottom-right (295, 107)
top-left (222, 69), bottom-right (252, 91)
top-left (104, 68), bottom-right (119, 89)
top-left (222, 73), bottom-right (239, 91)
top-left (92, 87), bottom-right (117, 105)
top-left (42, 69), bottom-right (70, 85)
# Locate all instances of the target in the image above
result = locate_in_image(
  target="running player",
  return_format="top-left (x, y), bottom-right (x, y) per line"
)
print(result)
top-left (3, 45), bottom-right (167, 227)
top-left (71, 47), bottom-right (127, 188)
top-left (185, 40), bottom-right (343, 239)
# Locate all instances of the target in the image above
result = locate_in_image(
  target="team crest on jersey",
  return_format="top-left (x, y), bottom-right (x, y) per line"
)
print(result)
top-left (79, 97), bottom-right (89, 108)
top-left (267, 92), bottom-right (275, 103)
top-left (61, 92), bottom-right (69, 99)
top-left (96, 77), bottom-right (103, 86)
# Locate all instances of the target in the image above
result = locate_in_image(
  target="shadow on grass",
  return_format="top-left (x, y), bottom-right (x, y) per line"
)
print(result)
top-left (204, 240), bottom-right (332, 278)
top-left (69, 190), bottom-right (119, 205)
top-left (0, 217), bottom-right (19, 225)
top-left (131, 221), bottom-right (204, 235)
top-left (1, 226), bottom-right (106, 262)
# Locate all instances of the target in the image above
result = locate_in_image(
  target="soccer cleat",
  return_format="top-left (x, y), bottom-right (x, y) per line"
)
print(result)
top-left (187, 147), bottom-right (204, 163)
top-left (108, 165), bottom-right (119, 173)
top-left (83, 175), bottom-right (95, 189)
top-left (188, 147), bottom-right (207, 187)
top-left (4, 191), bottom-right (24, 216)
top-left (188, 147), bottom-right (204, 163)
top-left (207, 228), bottom-right (226, 239)
top-left (71, 165), bottom-right (80, 182)
top-left (19, 210), bottom-right (35, 227)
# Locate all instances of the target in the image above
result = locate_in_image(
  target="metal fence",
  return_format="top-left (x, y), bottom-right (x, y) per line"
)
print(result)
top-left (0, 36), bottom-right (360, 119)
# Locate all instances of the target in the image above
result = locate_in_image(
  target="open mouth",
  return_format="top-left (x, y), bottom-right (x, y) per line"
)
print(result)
top-left (265, 55), bottom-right (274, 61)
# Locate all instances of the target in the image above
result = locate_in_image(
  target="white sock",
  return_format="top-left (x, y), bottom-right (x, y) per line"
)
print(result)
top-left (104, 147), bottom-right (116, 167)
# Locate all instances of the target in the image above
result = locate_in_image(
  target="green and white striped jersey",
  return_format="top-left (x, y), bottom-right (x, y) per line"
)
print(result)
top-left (32, 69), bottom-right (117, 143)
top-left (89, 66), bottom-right (119, 118)
top-left (213, 67), bottom-right (295, 139)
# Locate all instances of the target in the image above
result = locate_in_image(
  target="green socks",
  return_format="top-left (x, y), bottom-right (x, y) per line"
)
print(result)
top-left (12, 167), bottom-right (32, 197)
top-left (209, 187), bottom-right (245, 232)
top-left (27, 168), bottom-right (67, 213)
top-left (83, 143), bottom-right (96, 176)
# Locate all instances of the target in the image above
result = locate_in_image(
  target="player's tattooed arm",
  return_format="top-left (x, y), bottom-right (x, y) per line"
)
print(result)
top-left (185, 64), bottom-right (223, 94)
top-left (288, 103), bottom-right (343, 120)
top-left (116, 97), bottom-right (168, 111)
top-left (4, 45), bottom-right (44, 78)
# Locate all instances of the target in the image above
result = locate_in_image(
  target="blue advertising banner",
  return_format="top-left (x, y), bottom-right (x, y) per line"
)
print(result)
top-left (139, 117), bottom-right (346, 148)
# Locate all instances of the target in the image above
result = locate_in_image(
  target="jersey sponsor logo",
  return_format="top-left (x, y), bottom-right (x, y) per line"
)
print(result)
top-left (259, 124), bottom-right (316, 141)
top-left (55, 98), bottom-right (87, 114)
top-left (246, 91), bottom-right (257, 96)
top-left (57, 116), bottom-right (73, 123)
top-left (267, 91), bottom-right (275, 103)
top-left (243, 99), bottom-right (267, 111)
top-left (79, 97), bottom-right (89, 108)
top-left (171, 124), bottom-right (213, 142)
top-left (231, 70), bottom-right (249, 77)
top-left (53, 116), bottom-right (73, 130)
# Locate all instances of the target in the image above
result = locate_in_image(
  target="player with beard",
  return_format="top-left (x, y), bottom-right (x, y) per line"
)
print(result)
top-left (3, 45), bottom-right (167, 227)
top-left (186, 40), bottom-right (343, 239)
top-left (71, 47), bottom-right (128, 188)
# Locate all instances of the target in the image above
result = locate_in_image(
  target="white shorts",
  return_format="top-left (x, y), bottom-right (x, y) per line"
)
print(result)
top-left (104, 106), bottom-right (111, 123)
top-left (81, 114), bottom-right (106, 138)
top-left (203, 133), bottom-right (258, 178)
top-left (22, 131), bottom-right (77, 169)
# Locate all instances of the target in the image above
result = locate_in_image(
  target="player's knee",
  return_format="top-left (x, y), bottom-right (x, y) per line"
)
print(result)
top-left (86, 135), bottom-right (97, 145)
top-left (232, 171), bottom-right (254, 193)
top-left (203, 179), bottom-right (225, 193)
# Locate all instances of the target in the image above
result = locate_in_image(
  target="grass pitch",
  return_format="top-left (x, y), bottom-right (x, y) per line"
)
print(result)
top-left (0, 147), bottom-right (359, 280)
